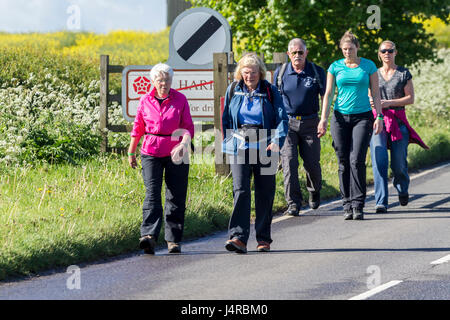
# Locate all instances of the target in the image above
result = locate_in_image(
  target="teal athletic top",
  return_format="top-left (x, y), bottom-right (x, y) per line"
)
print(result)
top-left (328, 57), bottom-right (377, 114)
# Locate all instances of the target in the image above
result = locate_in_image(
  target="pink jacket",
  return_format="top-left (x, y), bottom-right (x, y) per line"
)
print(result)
top-left (131, 88), bottom-right (194, 157)
top-left (372, 109), bottom-right (429, 149)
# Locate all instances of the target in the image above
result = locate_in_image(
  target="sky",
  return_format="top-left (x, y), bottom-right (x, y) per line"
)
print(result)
top-left (0, 0), bottom-right (167, 33)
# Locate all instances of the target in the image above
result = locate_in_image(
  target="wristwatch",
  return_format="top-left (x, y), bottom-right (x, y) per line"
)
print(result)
top-left (376, 113), bottom-right (384, 119)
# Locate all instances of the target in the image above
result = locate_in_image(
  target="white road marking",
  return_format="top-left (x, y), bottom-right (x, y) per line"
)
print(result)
top-left (348, 280), bottom-right (403, 300)
top-left (430, 254), bottom-right (450, 265)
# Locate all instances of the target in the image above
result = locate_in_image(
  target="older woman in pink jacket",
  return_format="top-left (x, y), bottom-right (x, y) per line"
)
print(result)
top-left (128, 63), bottom-right (194, 255)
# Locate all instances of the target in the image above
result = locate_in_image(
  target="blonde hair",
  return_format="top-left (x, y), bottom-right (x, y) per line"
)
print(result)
top-left (234, 53), bottom-right (267, 81)
top-left (378, 40), bottom-right (396, 51)
top-left (339, 30), bottom-right (360, 48)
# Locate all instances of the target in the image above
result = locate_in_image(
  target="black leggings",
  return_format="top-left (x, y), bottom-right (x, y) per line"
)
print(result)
top-left (330, 110), bottom-right (374, 210)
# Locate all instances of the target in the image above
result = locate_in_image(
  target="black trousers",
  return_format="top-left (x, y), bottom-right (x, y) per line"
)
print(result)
top-left (281, 117), bottom-right (322, 207)
top-left (140, 154), bottom-right (189, 243)
top-left (330, 110), bottom-right (374, 210)
top-left (229, 149), bottom-right (276, 245)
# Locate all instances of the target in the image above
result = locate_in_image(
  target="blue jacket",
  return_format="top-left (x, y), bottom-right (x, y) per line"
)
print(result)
top-left (222, 79), bottom-right (288, 155)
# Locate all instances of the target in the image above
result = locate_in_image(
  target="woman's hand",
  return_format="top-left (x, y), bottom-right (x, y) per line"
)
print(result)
top-left (373, 118), bottom-right (383, 135)
top-left (266, 143), bottom-right (280, 153)
top-left (317, 119), bottom-right (328, 138)
top-left (380, 99), bottom-right (390, 109)
top-left (171, 143), bottom-right (188, 164)
top-left (129, 154), bottom-right (137, 169)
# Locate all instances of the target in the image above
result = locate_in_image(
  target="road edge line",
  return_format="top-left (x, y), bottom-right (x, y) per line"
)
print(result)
top-left (348, 280), bottom-right (403, 300)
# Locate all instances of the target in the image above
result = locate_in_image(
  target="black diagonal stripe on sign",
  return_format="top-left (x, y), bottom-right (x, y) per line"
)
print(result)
top-left (177, 15), bottom-right (222, 61)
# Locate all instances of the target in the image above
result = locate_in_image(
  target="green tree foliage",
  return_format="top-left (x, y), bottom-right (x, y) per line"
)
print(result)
top-left (189, 0), bottom-right (449, 67)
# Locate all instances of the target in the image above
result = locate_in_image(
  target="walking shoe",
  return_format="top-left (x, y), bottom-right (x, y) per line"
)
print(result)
top-left (399, 193), bottom-right (409, 206)
top-left (375, 205), bottom-right (387, 213)
top-left (353, 208), bottom-right (364, 220)
top-left (225, 238), bottom-right (247, 254)
top-left (139, 235), bottom-right (156, 255)
top-left (167, 242), bottom-right (181, 254)
top-left (343, 208), bottom-right (353, 220)
top-left (309, 192), bottom-right (321, 210)
top-left (257, 241), bottom-right (270, 252)
top-left (284, 204), bottom-right (300, 216)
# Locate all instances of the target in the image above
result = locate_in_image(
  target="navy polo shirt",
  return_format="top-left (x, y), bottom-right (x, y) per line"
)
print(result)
top-left (273, 60), bottom-right (326, 116)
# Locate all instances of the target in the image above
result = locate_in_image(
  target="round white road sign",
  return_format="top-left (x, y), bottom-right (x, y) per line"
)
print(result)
top-left (167, 7), bottom-right (232, 69)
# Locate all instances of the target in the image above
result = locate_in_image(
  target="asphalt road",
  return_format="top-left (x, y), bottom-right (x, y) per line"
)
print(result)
top-left (1, 162), bottom-right (449, 301)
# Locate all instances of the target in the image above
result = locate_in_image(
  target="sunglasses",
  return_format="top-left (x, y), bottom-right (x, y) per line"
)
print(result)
top-left (380, 49), bottom-right (395, 54)
top-left (290, 50), bottom-right (304, 56)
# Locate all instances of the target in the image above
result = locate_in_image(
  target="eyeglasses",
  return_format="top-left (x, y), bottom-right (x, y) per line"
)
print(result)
top-left (155, 78), bottom-right (171, 83)
top-left (380, 49), bottom-right (395, 54)
top-left (290, 50), bottom-right (304, 56)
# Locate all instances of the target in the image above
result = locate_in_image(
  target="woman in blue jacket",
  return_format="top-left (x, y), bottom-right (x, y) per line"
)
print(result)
top-left (222, 53), bottom-right (288, 253)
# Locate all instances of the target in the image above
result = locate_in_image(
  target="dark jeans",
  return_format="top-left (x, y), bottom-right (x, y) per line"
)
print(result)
top-left (330, 110), bottom-right (374, 210)
top-left (281, 117), bottom-right (322, 207)
top-left (140, 154), bottom-right (189, 243)
top-left (229, 149), bottom-right (276, 244)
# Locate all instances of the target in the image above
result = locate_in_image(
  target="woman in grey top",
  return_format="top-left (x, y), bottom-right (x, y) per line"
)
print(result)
top-left (369, 40), bottom-right (429, 213)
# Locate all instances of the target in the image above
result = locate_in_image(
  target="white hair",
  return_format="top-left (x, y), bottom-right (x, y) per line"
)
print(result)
top-left (150, 63), bottom-right (174, 81)
top-left (288, 38), bottom-right (307, 51)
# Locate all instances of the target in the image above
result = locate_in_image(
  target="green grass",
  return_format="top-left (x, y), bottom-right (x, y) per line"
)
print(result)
top-left (0, 154), bottom-right (234, 280)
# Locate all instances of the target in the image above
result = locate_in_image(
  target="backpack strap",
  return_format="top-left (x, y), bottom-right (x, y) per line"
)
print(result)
top-left (266, 85), bottom-right (272, 103)
top-left (310, 62), bottom-right (323, 91)
top-left (227, 80), bottom-right (238, 102)
top-left (276, 62), bottom-right (288, 94)
top-left (229, 80), bottom-right (273, 103)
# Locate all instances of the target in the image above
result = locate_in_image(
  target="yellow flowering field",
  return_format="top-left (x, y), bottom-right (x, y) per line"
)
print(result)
top-left (0, 28), bottom-right (169, 66)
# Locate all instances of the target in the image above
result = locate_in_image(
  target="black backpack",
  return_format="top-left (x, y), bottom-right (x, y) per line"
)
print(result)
top-left (276, 61), bottom-right (324, 95)
top-left (227, 80), bottom-right (274, 104)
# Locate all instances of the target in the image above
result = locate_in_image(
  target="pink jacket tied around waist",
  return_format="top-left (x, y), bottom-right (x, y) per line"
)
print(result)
top-left (131, 88), bottom-right (194, 157)
top-left (372, 108), bottom-right (429, 150)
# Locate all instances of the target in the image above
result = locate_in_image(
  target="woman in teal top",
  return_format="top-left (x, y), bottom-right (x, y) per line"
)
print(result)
top-left (318, 31), bottom-right (383, 220)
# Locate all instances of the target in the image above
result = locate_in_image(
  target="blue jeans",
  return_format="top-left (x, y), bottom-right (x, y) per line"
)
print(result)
top-left (370, 122), bottom-right (410, 207)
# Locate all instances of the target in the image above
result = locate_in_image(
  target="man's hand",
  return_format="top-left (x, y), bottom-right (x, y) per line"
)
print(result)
top-left (317, 119), bottom-right (328, 138)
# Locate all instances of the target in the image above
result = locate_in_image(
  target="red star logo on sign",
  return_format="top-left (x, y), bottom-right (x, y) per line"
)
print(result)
top-left (133, 76), bottom-right (151, 94)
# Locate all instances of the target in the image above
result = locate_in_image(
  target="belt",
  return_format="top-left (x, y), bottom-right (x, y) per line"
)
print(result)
top-left (288, 114), bottom-right (318, 120)
top-left (145, 132), bottom-right (172, 136)
top-left (387, 106), bottom-right (405, 110)
top-left (238, 124), bottom-right (263, 129)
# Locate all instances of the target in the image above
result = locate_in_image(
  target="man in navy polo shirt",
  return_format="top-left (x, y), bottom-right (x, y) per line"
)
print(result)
top-left (274, 38), bottom-right (326, 216)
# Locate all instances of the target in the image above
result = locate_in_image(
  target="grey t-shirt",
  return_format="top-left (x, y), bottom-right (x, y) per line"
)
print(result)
top-left (378, 66), bottom-right (412, 102)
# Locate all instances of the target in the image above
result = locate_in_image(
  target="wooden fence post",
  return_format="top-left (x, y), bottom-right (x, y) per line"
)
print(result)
top-left (273, 52), bottom-right (287, 65)
top-left (213, 52), bottom-right (230, 176)
top-left (100, 55), bottom-right (109, 153)
top-left (99, 55), bottom-right (126, 153)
